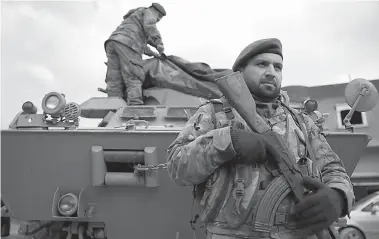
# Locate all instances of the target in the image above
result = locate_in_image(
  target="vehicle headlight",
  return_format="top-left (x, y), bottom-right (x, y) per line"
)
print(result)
top-left (46, 95), bottom-right (60, 110)
top-left (303, 99), bottom-right (318, 113)
top-left (42, 92), bottom-right (66, 116)
top-left (57, 193), bottom-right (78, 216)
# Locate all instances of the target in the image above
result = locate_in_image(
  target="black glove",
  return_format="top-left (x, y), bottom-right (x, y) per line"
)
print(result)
top-left (230, 129), bottom-right (268, 164)
top-left (291, 176), bottom-right (345, 235)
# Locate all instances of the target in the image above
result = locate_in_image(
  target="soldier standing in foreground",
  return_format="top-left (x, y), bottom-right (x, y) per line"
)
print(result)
top-left (104, 3), bottom-right (166, 105)
top-left (167, 38), bottom-right (355, 239)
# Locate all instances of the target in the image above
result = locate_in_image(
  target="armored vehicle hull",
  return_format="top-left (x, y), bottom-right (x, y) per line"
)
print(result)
top-left (2, 129), bottom-right (199, 239)
top-left (1, 127), bottom-right (371, 239)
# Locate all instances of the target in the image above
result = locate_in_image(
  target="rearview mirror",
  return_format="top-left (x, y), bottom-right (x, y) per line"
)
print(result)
top-left (343, 78), bottom-right (378, 132)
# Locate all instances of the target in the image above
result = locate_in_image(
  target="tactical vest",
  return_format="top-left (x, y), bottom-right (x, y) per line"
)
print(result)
top-left (193, 98), bottom-right (324, 238)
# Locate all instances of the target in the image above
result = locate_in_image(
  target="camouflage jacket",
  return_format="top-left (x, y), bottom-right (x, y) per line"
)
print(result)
top-left (166, 96), bottom-right (355, 237)
top-left (105, 7), bottom-right (163, 55)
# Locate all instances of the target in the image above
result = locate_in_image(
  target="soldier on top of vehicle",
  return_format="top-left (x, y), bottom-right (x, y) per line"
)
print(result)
top-left (166, 38), bottom-right (355, 239)
top-left (104, 3), bottom-right (166, 105)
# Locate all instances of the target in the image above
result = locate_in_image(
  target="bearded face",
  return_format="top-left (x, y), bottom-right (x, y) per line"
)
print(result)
top-left (241, 53), bottom-right (283, 102)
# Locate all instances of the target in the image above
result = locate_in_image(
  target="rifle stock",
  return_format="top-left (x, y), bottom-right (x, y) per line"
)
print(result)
top-left (214, 72), bottom-right (270, 134)
top-left (214, 71), bottom-right (332, 239)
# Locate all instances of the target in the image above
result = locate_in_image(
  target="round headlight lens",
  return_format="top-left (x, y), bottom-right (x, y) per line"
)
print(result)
top-left (58, 193), bottom-right (78, 216)
top-left (45, 96), bottom-right (60, 110)
top-left (41, 92), bottom-right (66, 115)
top-left (304, 99), bottom-right (318, 112)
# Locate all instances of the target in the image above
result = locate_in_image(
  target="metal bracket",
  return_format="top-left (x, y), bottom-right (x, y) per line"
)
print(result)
top-left (115, 119), bottom-right (149, 130)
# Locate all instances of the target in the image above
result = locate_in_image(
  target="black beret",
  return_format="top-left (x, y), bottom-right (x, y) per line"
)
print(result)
top-left (232, 38), bottom-right (283, 71)
top-left (152, 3), bottom-right (166, 16)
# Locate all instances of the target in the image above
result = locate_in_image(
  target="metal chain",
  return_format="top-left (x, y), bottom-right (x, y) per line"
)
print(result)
top-left (133, 163), bottom-right (168, 173)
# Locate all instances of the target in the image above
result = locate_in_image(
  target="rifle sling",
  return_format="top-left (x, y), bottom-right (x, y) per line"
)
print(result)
top-left (279, 101), bottom-right (317, 163)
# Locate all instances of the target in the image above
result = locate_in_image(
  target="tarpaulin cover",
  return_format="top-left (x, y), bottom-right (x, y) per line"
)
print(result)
top-left (142, 55), bottom-right (232, 99)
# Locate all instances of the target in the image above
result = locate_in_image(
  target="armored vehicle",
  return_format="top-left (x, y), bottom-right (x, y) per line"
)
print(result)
top-left (1, 68), bottom-right (378, 239)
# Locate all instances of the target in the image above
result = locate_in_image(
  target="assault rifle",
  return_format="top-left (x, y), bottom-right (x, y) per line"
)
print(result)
top-left (214, 72), bottom-right (334, 239)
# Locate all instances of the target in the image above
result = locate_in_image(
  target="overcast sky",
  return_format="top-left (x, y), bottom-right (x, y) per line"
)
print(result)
top-left (1, 0), bottom-right (379, 129)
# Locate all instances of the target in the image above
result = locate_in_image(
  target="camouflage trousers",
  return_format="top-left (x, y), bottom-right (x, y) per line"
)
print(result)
top-left (104, 40), bottom-right (145, 105)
